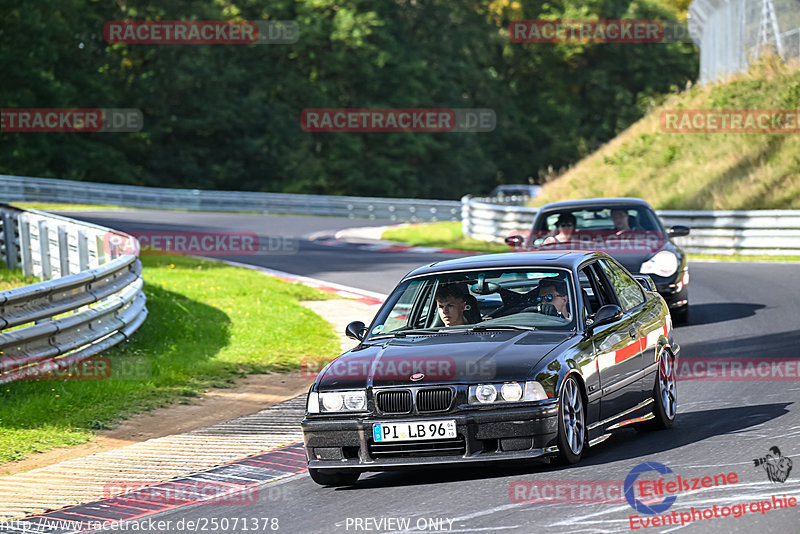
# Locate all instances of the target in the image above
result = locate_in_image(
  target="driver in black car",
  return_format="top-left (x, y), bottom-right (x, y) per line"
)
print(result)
top-left (537, 279), bottom-right (571, 320)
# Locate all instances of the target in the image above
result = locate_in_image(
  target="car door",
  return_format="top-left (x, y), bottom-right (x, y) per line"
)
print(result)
top-left (586, 261), bottom-right (646, 420)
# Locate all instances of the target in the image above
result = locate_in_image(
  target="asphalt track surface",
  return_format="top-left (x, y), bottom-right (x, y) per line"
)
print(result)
top-left (58, 210), bottom-right (800, 534)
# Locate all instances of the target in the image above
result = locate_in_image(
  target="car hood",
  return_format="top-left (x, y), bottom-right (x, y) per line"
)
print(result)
top-left (316, 330), bottom-right (574, 390)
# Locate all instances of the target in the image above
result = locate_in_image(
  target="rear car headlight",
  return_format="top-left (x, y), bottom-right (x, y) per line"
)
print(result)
top-left (469, 381), bottom-right (547, 405)
top-left (640, 251), bottom-right (679, 278)
top-left (309, 390), bottom-right (367, 413)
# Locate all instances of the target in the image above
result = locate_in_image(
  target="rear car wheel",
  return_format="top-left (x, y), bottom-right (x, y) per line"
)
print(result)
top-left (556, 376), bottom-right (585, 464)
top-left (308, 468), bottom-right (360, 487)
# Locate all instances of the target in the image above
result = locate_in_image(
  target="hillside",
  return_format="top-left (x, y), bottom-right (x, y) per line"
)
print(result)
top-left (532, 57), bottom-right (800, 210)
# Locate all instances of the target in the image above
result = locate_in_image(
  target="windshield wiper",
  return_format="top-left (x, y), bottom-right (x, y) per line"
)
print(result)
top-left (469, 325), bottom-right (536, 332)
top-left (368, 329), bottom-right (443, 340)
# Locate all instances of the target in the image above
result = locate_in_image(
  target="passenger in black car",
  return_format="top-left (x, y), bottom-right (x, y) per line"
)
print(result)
top-left (537, 279), bottom-right (571, 320)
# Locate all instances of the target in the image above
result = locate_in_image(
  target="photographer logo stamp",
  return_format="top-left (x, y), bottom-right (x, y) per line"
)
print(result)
top-left (754, 446), bottom-right (793, 483)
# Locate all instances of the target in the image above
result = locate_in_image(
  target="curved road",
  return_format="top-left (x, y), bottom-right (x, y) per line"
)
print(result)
top-left (61, 210), bottom-right (800, 534)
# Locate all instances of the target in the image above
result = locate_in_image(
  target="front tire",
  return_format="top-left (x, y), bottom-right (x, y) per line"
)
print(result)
top-left (556, 376), bottom-right (585, 464)
top-left (308, 468), bottom-right (360, 487)
top-left (652, 349), bottom-right (677, 429)
top-left (638, 349), bottom-right (678, 432)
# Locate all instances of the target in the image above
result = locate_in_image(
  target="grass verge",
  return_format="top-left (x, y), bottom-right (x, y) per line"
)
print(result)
top-left (531, 58), bottom-right (800, 210)
top-left (0, 255), bottom-right (339, 465)
top-left (382, 222), bottom-right (510, 253)
top-left (0, 268), bottom-right (38, 291)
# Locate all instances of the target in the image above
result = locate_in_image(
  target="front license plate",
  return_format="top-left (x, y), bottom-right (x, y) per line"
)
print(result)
top-left (372, 420), bottom-right (457, 442)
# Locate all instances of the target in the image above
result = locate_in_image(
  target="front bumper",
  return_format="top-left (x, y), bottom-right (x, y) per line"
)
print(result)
top-left (302, 401), bottom-right (560, 471)
top-left (657, 283), bottom-right (688, 309)
top-left (654, 269), bottom-right (689, 309)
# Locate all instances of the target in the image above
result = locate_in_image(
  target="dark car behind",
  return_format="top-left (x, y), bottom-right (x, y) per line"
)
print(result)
top-left (505, 198), bottom-right (690, 323)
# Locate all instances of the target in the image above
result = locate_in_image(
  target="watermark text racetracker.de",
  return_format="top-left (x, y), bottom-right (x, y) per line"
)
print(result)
top-left (1, 108), bottom-right (142, 132)
top-left (301, 355), bottom-right (497, 381)
top-left (300, 108), bottom-right (495, 132)
top-left (660, 109), bottom-right (800, 133)
top-left (104, 20), bottom-right (298, 44)
top-left (2, 355), bottom-right (152, 381)
top-left (104, 231), bottom-right (298, 256)
top-left (510, 480), bottom-right (626, 504)
top-left (103, 479), bottom-right (291, 506)
top-left (676, 357), bottom-right (800, 381)
top-left (509, 20), bottom-right (692, 43)
top-left (526, 230), bottom-right (665, 254)
top-left (4, 517), bottom-right (281, 532)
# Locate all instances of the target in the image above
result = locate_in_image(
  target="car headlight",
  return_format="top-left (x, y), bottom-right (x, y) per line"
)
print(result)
top-left (308, 390), bottom-right (367, 414)
top-left (474, 384), bottom-right (497, 403)
top-left (343, 391), bottom-right (367, 411)
top-left (469, 381), bottom-right (547, 405)
top-left (501, 382), bottom-right (523, 402)
top-left (640, 251), bottom-right (679, 278)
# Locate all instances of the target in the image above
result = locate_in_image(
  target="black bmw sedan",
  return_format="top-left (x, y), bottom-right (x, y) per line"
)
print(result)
top-left (505, 198), bottom-right (690, 323)
top-left (302, 251), bottom-right (680, 486)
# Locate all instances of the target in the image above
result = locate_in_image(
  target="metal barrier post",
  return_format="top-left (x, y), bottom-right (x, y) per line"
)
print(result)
top-left (77, 230), bottom-right (90, 271)
top-left (19, 219), bottom-right (33, 276)
top-left (95, 234), bottom-right (107, 266)
top-left (2, 212), bottom-right (18, 270)
top-left (58, 225), bottom-right (70, 277)
top-left (38, 220), bottom-right (52, 280)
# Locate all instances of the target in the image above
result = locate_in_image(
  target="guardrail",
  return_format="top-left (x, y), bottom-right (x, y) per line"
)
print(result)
top-left (0, 204), bottom-right (147, 384)
top-left (461, 196), bottom-right (800, 255)
top-left (0, 175), bottom-right (461, 223)
top-left (3, 176), bottom-right (798, 255)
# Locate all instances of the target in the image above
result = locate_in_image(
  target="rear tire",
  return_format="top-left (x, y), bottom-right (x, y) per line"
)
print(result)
top-left (556, 376), bottom-right (585, 465)
top-left (308, 468), bottom-right (360, 487)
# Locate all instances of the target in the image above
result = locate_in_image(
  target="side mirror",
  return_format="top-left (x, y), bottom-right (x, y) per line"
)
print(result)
top-left (667, 225), bottom-right (690, 238)
top-left (586, 304), bottom-right (622, 332)
top-left (345, 321), bottom-right (367, 341)
top-left (505, 235), bottom-right (525, 248)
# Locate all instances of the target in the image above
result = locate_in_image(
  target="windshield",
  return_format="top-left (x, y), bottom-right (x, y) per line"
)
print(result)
top-left (529, 205), bottom-right (666, 253)
top-left (366, 268), bottom-right (576, 340)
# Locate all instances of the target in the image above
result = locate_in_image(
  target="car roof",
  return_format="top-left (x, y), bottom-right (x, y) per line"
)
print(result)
top-left (538, 197), bottom-right (653, 211)
top-left (404, 250), bottom-right (608, 279)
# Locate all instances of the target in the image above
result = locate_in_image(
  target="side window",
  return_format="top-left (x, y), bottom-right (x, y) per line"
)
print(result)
top-left (579, 263), bottom-right (614, 317)
top-left (597, 259), bottom-right (645, 312)
top-left (410, 281), bottom-right (435, 329)
top-left (578, 268), bottom-right (598, 316)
